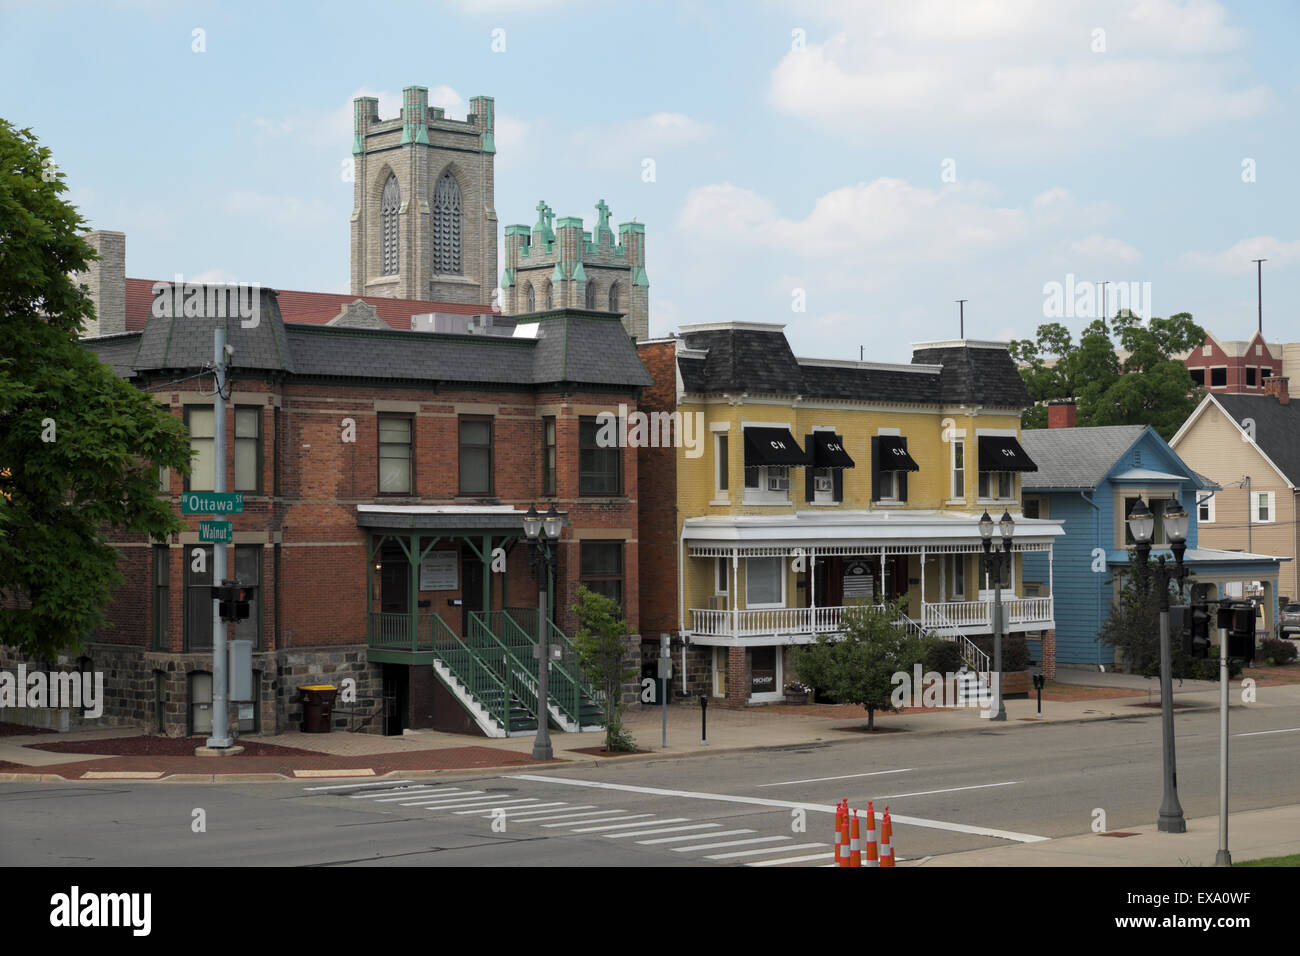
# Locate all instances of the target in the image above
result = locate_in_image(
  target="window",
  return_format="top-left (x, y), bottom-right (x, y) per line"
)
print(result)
top-left (234, 545), bottom-right (262, 649)
top-left (1210, 367), bottom-right (1227, 388)
top-left (153, 545), bottom-right (169, 650)
top-left (185, 545), bottom-right (261, 651)
top-left (1262, 367), bottom-right (1273, 383)
top-left (585, 282), bottom-right (596, 310)
top-left (716, 557), bottom-right (729, 594)
top-left (1124, 495), bottom-right (1175, 545)
top-left (542, 417), bottom-right (556, 497)
top-left (1202, 344), bottom-right (1211, 357)
top-left (951, 555), bottom-right (966, 599)
top-left (579, 417), bottom-right (622, 495)
top-left (984, 551), bottom-right (1013, 590)
top-left (715, 433), bottom-right (729, 496)
top-left (234, 407), bottom-right (261, 492)
top-left (432, 171), bottom-right (462, 274)
top-left (526, 285), bottom-right (536, 311)
top-left (1246, 366), bottom-right (1257, 387)
top-left (608, 283), bottom-right (620, 312)
top-left (1022, 497), bottom-right (1040, 519)
top-left (459, 417), bottom-right (493, 496)
top-left (1253, 491), bottom-right (1275, 523)
top-left (1197, 492), bottom-right (1215, 524)
top-left (746, 557), bottom-right (784, 607)
top-left (878, 469), bottom-right (897, 501)
top-left (381, 174), bottom-right (400, 275)
top-left (185, 406), bottom-right (215, 491)
top-left (1190, 368), bottom-right (1205, 387)
top-left (544, 282), bottom-right (553, 310)
top-left (580, 542), bottom-right (623, 608)
top-left (952, 439), bottom-right (965, 499)
top-left (378, 417), bottom-right (412, 494)
top-left (979, 471), bottom-right (1013, 500)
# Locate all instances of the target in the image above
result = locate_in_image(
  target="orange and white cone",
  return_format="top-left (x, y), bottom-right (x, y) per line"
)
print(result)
top-left (837, 804), bottom-right (852, 866)
top-left (880, 806), bottom-right (895, 867)
top-left (863, 800), bottom-right (879, 867)
top-left (849, 809), bottom-right (862, 867)
top-left (833, 802), bottom-right (844, 866)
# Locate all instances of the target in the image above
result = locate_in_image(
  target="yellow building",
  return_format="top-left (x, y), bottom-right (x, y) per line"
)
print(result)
top-left (647, 322), bottom-right (1063, 706)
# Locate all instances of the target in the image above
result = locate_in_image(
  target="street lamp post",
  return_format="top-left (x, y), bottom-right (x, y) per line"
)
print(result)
top-left (978, 510), bottom-right (1015, 722)
top-left (1127, 496), bottom-right (1190, 834)
top-left (523, 503), bottom-right (563, 761)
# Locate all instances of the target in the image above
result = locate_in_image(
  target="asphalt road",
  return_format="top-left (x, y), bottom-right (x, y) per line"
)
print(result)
top-left (2, 700), bottom-right (1297, 867)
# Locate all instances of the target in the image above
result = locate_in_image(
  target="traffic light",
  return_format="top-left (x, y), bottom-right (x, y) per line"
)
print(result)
top-left (1221, 602), bottom-right (1256, 665)
top-left (1187, 603), bottom-right (1211, 659)
top-left (234, 584), bottom-right (256, 621)
top-left (210, 580), bottom-right (255, 622)
top-left (1169, 604), bottom-right (1187, 652)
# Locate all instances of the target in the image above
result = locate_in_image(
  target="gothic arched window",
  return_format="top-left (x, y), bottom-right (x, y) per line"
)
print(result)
top-left (526, 285), bottom-right (535, 312)
top-left (585, 281), bottom-right (597, 310)
top-left (432, 171), bottom-right (462, 274)
top-left (544, 282), bottom-right (553, 310)
top-left (380, 174), bottom-right (400, 275)
top-left (608, 282), bottom-right (620, 313)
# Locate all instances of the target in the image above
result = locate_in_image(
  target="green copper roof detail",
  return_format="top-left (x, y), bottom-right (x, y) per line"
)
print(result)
top-left (533, 200), bottom-right (555, 242)
top-left (505, 224), bottom-right (531, 236)
top-left (552, 262), bottom-right (565, 282)
top-left (633, 267), bottom-right (649, 287)
top-left (618, 222), bottom-right (646, 235)
top-left (481, 131), bottom-right (495, 153)
top-left (556, 217), bottom-right (583, 229)
top-left (572, 262), bottom-right (587, 282)
top-left (501, 267), bottom-right (515, 288)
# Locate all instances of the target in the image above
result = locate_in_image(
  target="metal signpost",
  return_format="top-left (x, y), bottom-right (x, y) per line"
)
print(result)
top-left (659, 634), bottom-right (671, 749)
top-left (1215, 612), bottom-right (1231, 866)
top-left (206, 329), bottom-right (233, 749)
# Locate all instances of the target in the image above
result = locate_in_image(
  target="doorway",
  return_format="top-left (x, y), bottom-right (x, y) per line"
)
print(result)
top-left (748, 646), bottom-right (782, 701)
top-left (461, 547), bottom-right (485, 634)
top-left (382, 663), bottom-right (408, 736)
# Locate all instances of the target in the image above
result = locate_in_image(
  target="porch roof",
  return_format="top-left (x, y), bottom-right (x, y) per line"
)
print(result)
top-left (682, 509), bottom-right (1065, 546)
top-left (1106, 547), bottom-right (1290, 574)
top-left (357, 504), bottom-right (532, 532)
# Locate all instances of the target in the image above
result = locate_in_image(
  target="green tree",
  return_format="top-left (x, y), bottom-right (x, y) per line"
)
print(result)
top-left (0, 119), bottom-right (191, 658)
top-left (572, 585), bottom-right (638, 751)
top-left (793, 599), bottom-right (925, 730)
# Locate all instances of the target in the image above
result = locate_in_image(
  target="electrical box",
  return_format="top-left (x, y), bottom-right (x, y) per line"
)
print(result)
top-left (228, 639), bottom-right (253, 701)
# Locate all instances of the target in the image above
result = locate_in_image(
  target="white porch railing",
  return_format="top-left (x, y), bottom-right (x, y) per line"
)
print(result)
top-left (921, 596), bottom-right (1054, 631)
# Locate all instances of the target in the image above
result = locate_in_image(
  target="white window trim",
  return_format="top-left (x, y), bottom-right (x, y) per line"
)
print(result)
top-left (1253, 491), bottom-right (1276, 524)
top-left (741, 422), bottom-right (796, 505)
top-left (950, 431), bottom-right (967, 503)
top-left (712, 429), bottom-right (730, 505)
top-left (744, 556), bottom-right (786, 609)
top-left (1196, 491), bottom-right (1216, 524)
top-left (748, 647), bottom-right (785, 704)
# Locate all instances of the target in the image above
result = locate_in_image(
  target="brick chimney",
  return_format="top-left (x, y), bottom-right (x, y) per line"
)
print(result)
top-left (1048, 398), bottom-right (1077, 428)
top-left (75, 230), bottom-right (127, 337)
top-left (1265, 376), bottom-right (1290, 405)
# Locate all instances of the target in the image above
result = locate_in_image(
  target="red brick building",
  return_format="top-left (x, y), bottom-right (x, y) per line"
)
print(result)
top-left (72, 286), bottom-right (651, 738)
top-left (1183, 331), bottom-right (1283, 394)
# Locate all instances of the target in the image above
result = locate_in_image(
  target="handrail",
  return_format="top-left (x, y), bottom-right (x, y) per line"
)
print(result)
top-left (925, 605), bottom-right (991, 678)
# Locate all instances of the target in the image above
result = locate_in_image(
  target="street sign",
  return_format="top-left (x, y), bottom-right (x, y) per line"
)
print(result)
top-left (199, 520), bottom-right (233, 543)
top-left (181, 491), bottom-right (244, 515)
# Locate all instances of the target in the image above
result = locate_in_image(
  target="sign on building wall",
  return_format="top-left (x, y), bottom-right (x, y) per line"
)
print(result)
top-left (419, 550), bottom-right (459, 591)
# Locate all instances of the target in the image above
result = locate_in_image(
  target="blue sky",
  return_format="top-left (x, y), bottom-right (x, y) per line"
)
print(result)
top-left (3, 0), bottom-right (1296, 362)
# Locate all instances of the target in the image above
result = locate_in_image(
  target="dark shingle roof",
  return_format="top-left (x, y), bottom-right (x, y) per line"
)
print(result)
top-left (85, 331), bottom-right (143, 377)
top-left (678, 328), bottom-right (804, 393)
top-left (1020, 425), bottom-right (1147, 490)
top-left (1216, 394), bottom-right (1300, 485)
top-left (910, 344), bottom-right (1031, 407)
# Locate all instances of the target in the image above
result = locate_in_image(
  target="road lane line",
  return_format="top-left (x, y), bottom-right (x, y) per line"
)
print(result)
top-left (606, 824), bottom-right (721, 839)
top-left (673, 836), bottom-right (789, 853)
top-left (506, 773), bottom-right (1048, 843)
top-left (707, 843), bottom-right (826, 860)
top-left (303, 780), bottom-right (413, 791)
top-left (758, 769), bottom-right (913, 788)
top-left (638, 829), bottom-right (754, 845)
top-left (1234, 727), bottom-right (1300, 737)
top-left (870, 782), bottom-right (1019, 800)
top-left (569, 818), bottom-right (691, 833)
top-left (542, 814), bottom-right (653, 828)
top-left (747, 853), bottom-right (834, 866)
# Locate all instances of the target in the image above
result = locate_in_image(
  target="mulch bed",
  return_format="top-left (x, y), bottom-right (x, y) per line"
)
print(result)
top-left (25, 736), bottom-right (319, 757)
top-left (0, 722), bottom-right (56, 737)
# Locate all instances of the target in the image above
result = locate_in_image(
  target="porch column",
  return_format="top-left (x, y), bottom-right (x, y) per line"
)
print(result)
top-left (920, 547), bottom-right (926, 620)
top-left (939, 553), bottom-right (947, 604)
top-left (809, 547), bottom-right (817, 611)
top-left (731, 549), bottom-right (739, 637)
top-left (880, 550), bottom-right (886, 604)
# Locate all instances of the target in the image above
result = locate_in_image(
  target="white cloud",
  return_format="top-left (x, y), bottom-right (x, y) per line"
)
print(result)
top-left (574, 112), bottom-right (713, 169)
top-left (1178, 236), bottom-right (1300, 275)
top-left (770, 0), bottom-right (1271, 155)
top-left (1068, 235), bottom-right (1142, 262)
top-left (224, 190), bottom-right (336, 235)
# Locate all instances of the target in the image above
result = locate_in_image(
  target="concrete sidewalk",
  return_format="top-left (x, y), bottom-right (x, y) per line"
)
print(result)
top-left (911, 804), bottom-right (1300, 867)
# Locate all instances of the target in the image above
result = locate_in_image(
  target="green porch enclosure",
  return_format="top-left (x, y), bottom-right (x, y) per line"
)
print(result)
top-left (356, 506), bottom-right (602, 736)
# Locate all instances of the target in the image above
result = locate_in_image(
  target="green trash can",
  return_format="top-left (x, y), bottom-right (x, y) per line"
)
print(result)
top-left (300, 684), bottom-right (338, 733)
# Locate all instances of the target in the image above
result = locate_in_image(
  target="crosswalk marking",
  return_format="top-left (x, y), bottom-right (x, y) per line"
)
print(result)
top-left (542, 813), bottom-right (654, 828)
top-left (672, 836), bottom-right (789, 853)
top-left (606, 823), bottom-right (720, 840)
top-left (638, 829), bottom-right (754, 846)
top-left (451, 799), bottom-right (544, 814)
top-left (707, 843), bottom-right (826, 860)
top-left (369, 788), bottom-right (465, 801)
top-left (499, 806), bottom-right (598, 821)
top-left (569, 818), bottom-right (690, 834)
top-left (303, 780), bottom-right (414, 791)
top-left (394, 791), bottom-right (485, 805)
top-left (418, 796), bottom-right (510, 810)
top-left (747, 853), bottom-right (835, 867)
top-left (471, 803), bottom-right (570, 817)
top-left (516, 809), bottom-right (624, 823)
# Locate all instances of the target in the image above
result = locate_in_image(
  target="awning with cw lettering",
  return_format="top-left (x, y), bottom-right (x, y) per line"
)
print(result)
top-left (811, 432), bottom-right (855, 469)
top-left (743, 427), bottom-right (809, 468)
top-left (877, 436), bottom-right (919, 472)
top-left (978, 435), bottom-right (1038, 472)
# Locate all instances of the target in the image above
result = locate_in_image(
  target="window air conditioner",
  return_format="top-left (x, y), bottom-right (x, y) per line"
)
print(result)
top-left (708, 595), bottom-right (728, 611)
top-left (768, 476), bottom-right (790, 491)
top-left (815, 476), bottom-right (833, 493)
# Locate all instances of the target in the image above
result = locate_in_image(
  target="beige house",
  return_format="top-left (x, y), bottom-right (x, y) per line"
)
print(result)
top-left (1171, 378), bottom-right (1299, 607)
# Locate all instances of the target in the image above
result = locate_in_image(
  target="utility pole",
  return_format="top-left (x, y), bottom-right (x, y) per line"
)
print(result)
top-left (1099, 281), bottom-right (1108, 322)
top-left (1252, 259), bottom-right (1266, 334)
top-left (956, 300), bottom-right (967, 338)
top-left (207, 328), bottom-right (232, 749)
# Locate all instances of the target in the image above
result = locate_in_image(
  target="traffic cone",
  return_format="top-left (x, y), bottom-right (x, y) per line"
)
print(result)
top-left (863, 800), bottom-right (879, 867)
top-left (838, 804), bottom-right (852, 866)
top-left (833, 802), bottom-right (844, 866)
top-left (880, 806), bottom-right (895, 867)
top-left (849, 809), bottom-right (862, 867)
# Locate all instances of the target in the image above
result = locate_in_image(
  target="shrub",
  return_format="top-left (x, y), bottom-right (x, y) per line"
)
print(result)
top-left (971, 635), bottom-right (1031, 672)
top-left (923, 639), bottom-right (964, 675)
top-left (1259, 638), bottom-right (1298, 666)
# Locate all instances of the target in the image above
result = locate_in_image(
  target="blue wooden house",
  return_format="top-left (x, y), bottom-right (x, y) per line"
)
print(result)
top-left (1019, 422), bottom-right (1286, 668)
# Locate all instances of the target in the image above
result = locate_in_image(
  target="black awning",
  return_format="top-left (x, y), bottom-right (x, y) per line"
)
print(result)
top-left (743, 427), bottom-right (809, 467)
top-left (811, 432), bottom-right (855, 469)
top-left (878, 436), bottom-right (919, 472)
top-left (978, 435), bottom-right (1038, 472)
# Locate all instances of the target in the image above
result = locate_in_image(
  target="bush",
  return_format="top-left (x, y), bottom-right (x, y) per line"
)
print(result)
top-left (970, 636), bottom-right (1030, 672)
top-left (923, 639), bottom-right (964, 674)
top-left (1259, 638), bottom-right (1298, 666)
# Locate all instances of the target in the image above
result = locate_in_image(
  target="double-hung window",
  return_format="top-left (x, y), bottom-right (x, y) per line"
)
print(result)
top-left (951, 439), bottom-right (965, 500)
top-left (579, 417), bottom-right (622, 495)
top-left (542, 417), bottom-right (556, 496)
top-left (234, 406), bottom-right (261, 493)
top-left (580, 542), bottom-right (624, 608)
top-left (746, 557), bottom-right (784, 608)
top-left (378, 417), bottom-right (413, 494)
top-left (459, 417), bottom-right (493, 496)
top-left (185, 406), bottom-right (215, 491)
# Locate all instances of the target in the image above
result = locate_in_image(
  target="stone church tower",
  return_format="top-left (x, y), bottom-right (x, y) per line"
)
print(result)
top-left (350, 87), bottom-right (497, 305)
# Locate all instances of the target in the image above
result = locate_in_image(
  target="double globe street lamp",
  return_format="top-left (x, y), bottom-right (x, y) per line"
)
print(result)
top-left (1126, 495), bottom-right (1190, 834)
top-left (978, 509), bottom-right (1015, 722)
top-left (523, 503), bottom-right (563, 761)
